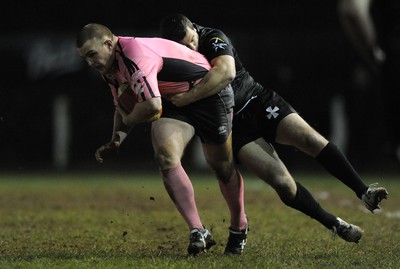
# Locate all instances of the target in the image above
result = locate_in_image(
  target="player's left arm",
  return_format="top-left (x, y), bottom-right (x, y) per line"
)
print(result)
top-left (95, 82), bottom-right (161, 163)
top-left (94, 107), bottom-right (131, 164)
top-left (111, 109), bottom-right (132, 144)
top-left (118, 97), bottom-right (162, 127)
top-left (119, 42), bottom-right (163, 126)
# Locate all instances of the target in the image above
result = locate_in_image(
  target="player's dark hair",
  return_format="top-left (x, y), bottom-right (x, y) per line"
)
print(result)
top-left (160, 13), bottom-right (194, 42)
top-left (76, 23), bottom-right (113, 48)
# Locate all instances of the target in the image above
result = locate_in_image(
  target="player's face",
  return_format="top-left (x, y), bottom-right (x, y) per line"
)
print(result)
top-left (179, 26), bottom-right (199, 51)
top-left (77, 37), bottom-right (114, 75)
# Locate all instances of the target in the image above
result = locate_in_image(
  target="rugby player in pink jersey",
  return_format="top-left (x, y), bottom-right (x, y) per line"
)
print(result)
top-left (76, 23), bottom-right (247, 255)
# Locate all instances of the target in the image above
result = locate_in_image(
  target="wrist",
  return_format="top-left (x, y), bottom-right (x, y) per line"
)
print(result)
top-left (115, 131), bottom-right (128, 143)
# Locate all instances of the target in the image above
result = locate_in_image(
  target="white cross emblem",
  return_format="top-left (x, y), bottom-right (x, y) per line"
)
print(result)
top-left (266, 106), bottom-right (279, 119)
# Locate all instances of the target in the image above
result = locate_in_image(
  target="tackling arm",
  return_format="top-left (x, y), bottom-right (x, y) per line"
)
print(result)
top-left (170, 54), bottom-right (235, 106)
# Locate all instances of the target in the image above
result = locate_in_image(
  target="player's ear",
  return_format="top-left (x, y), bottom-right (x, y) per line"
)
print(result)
top-left (104, 39), bottom-right (113, 49)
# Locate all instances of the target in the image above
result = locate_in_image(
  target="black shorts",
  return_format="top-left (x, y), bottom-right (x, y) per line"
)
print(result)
top-left (161, 85), bottom-right (235, 145)
top-left (232, 89), bottom-right (297, 161)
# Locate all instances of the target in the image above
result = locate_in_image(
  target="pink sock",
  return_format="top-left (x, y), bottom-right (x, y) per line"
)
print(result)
top-left (161, 163), bottom-right (203, 230)
top-left (218, 169), bottom-right (247, 230)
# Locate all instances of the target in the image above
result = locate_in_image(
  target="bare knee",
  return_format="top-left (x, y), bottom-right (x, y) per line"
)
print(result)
top-left (268, 174), bottom-right (297, 202)
top-left (208, 161), bottom-right (234, 183)
top-left (301, 134), bottom-right (328, 157)
top-left (154, 146), bottom-right (181, 169)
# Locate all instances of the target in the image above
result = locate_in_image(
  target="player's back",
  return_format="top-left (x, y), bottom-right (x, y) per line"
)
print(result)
top-left (136, 37), bottom-right (211, 70)
top-left (117, 36), bottom-right (212, 95)
top-left (136, 37), bottom-right (212, 94)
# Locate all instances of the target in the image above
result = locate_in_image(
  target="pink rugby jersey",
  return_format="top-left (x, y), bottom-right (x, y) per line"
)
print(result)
top-left (103, 36), bottom-right (211, 108)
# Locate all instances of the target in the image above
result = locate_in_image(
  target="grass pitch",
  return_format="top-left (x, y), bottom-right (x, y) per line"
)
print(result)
top-left (0, 171), bottom-right (399, 268)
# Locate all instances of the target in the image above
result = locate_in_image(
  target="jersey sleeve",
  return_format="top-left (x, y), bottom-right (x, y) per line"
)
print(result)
top-left (200, 29), bottom-right (235, 62)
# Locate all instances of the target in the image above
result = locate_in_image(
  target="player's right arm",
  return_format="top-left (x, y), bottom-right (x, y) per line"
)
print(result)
top-left (171, 54), bottom-right (235, 106)
top-left (169, 30), bottom-right (236, 107)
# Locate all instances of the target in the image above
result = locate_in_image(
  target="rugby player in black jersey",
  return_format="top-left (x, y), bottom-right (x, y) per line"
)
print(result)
top-left (159, 13), bottom-right (389, 253)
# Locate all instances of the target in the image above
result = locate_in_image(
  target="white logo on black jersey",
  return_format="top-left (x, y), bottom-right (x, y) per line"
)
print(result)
top-left (218, 125), bottom-right (227, 135)
top-left (266, 106), bottom-right (279, 119)
top-left (210, 37), bottom-right (227, 52)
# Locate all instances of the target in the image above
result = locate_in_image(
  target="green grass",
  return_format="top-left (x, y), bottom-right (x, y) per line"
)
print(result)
top-left (0, 171), bottom-right (399, 268)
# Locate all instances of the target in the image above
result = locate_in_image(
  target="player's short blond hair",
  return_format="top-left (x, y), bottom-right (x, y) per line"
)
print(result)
top-left (76, 23), bottom-right (113, 48)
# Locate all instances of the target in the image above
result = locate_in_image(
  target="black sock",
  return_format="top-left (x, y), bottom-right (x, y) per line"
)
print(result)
top-left (284, 182), bottom-right (337, 230)
top-left (316, 142), bottom-right (367, 199)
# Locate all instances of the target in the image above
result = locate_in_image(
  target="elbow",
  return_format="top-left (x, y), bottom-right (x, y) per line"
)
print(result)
top-left (148, 109), bottom-right (162, 122)
top-left (225, 64), bottom-right (236, 83)
top-left (222, 68), bottom-right (236, 84)
top-left (226, 72), bottom-right (235, 83)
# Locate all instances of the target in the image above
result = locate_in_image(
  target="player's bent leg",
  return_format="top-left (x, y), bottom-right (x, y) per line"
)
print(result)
top-left (151, 118), bottom-right (207, 252)
top-left (202, 132), bottom-right (246, 228)
top-left (203, 134), bottom-right (247, 228)
top-left (238, 139), bottom-right (324, 219)
top-left (238, 138), bottom-right (363, 242)
top-left (238, 138), bottom-right (297, 202)
top-left (275, 114), bottom-right (389, 211)
top-left (203, 133), bottom-right (248, 254)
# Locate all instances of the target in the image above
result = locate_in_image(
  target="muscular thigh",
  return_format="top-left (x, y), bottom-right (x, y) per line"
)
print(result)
top-left (239, 138), bottom-right (298, 200)
top-left (275, 113), bottom-right (328, 156)
top-left (151, 118), bottom-right (195, 166)
top-left (202, 131), bottom-right (236, 181)
top-left (238, 138), bottom-right (294, 187)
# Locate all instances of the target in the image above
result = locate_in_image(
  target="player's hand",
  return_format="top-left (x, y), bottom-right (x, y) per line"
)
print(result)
top-left (169, 92), bottom-right (193, 107)
top-left (94, 141), bottom-right (120, 163)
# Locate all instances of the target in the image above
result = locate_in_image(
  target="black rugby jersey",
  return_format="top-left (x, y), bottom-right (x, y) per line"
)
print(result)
top-left (194, 24), bottom-right (265, 113)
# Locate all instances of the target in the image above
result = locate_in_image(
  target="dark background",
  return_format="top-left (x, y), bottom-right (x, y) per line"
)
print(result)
top-left (0, 0), bottom-right (396, 174)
